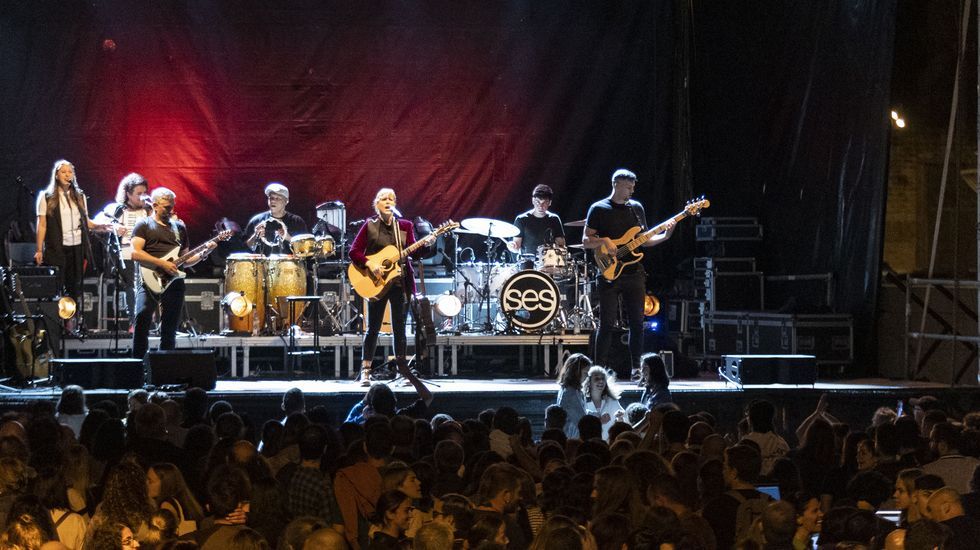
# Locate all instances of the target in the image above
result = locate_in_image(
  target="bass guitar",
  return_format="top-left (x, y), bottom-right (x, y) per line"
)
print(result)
top-left (139, 230), bottom-right (233, 294)
top-left (349, 220), bottom-right (459, 301)
top-left (594, 197), bottom-right (710, 281)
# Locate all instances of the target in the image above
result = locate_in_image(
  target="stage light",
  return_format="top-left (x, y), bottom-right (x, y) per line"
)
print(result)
top-left (434, 293), bottom-right (462, 317)
top-left (57, 296), bottom-right (77, 320)
top-left (222, 292), bottom-right (252, 317)
top-left (895, 118), bottom-right (906, 128)
top-left (891, 110), bottom-right (899, 120)
top-left (644, 293), bottom-right (660, 317)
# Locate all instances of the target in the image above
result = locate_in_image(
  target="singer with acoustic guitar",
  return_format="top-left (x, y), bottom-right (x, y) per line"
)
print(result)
top-left (131, 187), bottom-right (217, 359)
top-left (348, 188), bottom-right (428, 386)
top-left (583, 168), bottom-right (675, 378)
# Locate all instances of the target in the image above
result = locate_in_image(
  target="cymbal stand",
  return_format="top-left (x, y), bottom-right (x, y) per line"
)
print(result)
top-left (477, 232), bottom-right (499, 334)
top-left (566, 257), bottom-right (596, 333)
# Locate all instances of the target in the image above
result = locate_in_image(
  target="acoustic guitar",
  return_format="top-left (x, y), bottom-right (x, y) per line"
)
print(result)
top-left (349, 220), bottom-right (459, 301)
top-left (594, 197), bottom-right (710, 281)
top-left (139, 230), bottom-right (233, 294)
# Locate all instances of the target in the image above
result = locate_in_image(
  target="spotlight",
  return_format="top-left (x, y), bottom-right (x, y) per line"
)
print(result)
top-left (644, 294), bottom-right (660, 317)
top-left (895, 118), bottom-right (906, 129)
top-left (891, 110), bottom-right (899, 120)
top-left (222, 292), bottom-right (252, 317)
top-left (57, 296), bottom-right (77, 320)
top-left (434, 293), bottom-right (462, 317)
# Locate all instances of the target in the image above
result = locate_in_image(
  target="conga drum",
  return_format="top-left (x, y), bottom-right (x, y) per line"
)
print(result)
top-left (224, 254), bottom-right (265, 333)
top-left (266, 254), bottom-right (308, 330)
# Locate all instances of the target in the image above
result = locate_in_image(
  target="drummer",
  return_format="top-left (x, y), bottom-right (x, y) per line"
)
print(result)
top-left (244, 182), bottom-right (308, 255)
top-left (507, 184), bottom-right (566, 256)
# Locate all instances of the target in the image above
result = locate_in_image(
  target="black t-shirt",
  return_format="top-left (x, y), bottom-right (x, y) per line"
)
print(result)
top-left (132, 217), bottom-right (188, 264)
top-left (243, 211), bottom-right (308, 255)
top-left (585, 198), bottom-right (647, 275)
top-left (513, 210), bottom-right (564, 254)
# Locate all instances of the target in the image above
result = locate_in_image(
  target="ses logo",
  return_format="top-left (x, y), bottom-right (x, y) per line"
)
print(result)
top-left (499, 271), bottom-right (560, 330)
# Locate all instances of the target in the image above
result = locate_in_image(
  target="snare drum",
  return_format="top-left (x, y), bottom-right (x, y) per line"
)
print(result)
top-left (224, 254), bottom-right (266, 333)
top-left (535, 244), bottom-right (569, 278)
top-left (290, 234), bottom-right (318, 258)
top-left (499, 270), bottom-right (561, 332)
top-left (266, 254), bottom-right (307, 329)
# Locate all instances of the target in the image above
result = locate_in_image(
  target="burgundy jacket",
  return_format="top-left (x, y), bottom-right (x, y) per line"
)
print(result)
top-left (348, 216), bottom-right (420, 294)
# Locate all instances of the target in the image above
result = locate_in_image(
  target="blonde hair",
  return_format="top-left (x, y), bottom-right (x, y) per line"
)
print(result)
top-left (373, 188), bottom-right (396, 215)
top-left (583, 366), bottom-right (621, 401)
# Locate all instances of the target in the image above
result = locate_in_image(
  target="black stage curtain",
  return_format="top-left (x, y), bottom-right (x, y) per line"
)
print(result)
top-left (687, 1), bottom-right (896, 369)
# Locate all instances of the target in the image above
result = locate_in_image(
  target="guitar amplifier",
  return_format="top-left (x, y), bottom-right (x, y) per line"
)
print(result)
top-left (10, 267), bottom-right (61, 300)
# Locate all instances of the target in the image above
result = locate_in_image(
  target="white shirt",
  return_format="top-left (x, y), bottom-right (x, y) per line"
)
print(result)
top-left (585, 396), bottom-right (625, 440)
top-left (37, 190), bottom-right (86, 246)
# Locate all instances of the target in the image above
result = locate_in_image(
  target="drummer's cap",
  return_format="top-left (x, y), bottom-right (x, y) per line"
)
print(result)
top-left (265, 182), bottom-right (289, 201)
top-left (532, 184), bottom-right (553, 200)
top-left (611, 169), bottom-right (637, 183)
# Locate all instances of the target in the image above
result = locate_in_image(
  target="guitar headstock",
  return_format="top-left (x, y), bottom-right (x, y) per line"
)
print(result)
top-left (216, 230), bottom-right (234, 241)
top-left (685, 196), bottom-right (710, 216)
top-left (434, 220), bottom-right (460, 235)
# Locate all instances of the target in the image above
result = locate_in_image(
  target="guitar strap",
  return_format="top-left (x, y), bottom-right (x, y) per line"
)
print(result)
top-left (627, 201), bottom-right (647, 230)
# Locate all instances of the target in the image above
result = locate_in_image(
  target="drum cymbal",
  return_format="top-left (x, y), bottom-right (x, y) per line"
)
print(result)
top-left (460, 218), bottom-right (520, 239)
top-left (567, 243), bottom-right (585, 249)
top-left (564, 219), bottom-right (586, 227)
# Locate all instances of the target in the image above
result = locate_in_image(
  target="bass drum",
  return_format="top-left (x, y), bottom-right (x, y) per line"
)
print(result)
top-left (498, 270), bottom-right (561, 332)
top-left (266, 254), bottom-right (307, 330)
top-left (224, 254), bottom-right (266, 333)
top-left (453, 263), bottom-right (519, 303)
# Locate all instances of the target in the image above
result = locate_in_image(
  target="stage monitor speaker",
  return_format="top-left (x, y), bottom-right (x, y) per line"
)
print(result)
top-left (146, 349), bottom-right (217, 390)
top-left (51, 358), bottom-right (144, 389)
top-left (722, 354), bottom-right (817, 385)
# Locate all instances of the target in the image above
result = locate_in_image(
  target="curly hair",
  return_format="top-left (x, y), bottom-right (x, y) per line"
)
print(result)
top-left (100, 460), bottom-right (153, 530)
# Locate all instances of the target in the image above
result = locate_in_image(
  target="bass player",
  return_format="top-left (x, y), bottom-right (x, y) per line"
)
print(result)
top-left (131, 188), bottom-right (215, 359)
top-left (583, 169), bottom-right (674, 377)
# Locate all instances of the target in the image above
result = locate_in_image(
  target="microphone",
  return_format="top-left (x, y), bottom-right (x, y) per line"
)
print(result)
top-left (391, 206), bottom-right (402, 218)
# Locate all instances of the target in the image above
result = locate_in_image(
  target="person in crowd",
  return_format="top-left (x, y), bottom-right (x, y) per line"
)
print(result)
top-left (303, 526), bottom-right (350, 549)
top-left (472, 463), bottom-right (527, 550)
top-left (638, 353), bottom-right (672, 408)
top-left (921, 422), bottom-right (980, 495)
top-left (583, 367), bottom-right (625, 441)
top-left (345, 363), bottom-right (433, 424)
top-left (280, 388), bottom-right (306, 424)
top-left (925, 487), bottom-right (980, 550)
top-left (789, 493), bottom-right (822, 550)
top-left (555, 353), bottom-right (591, 439)
top-left (700, 444), bottom-right (772, 550)
top-left (368, 490), bottom-right (413, 549)
top-left (380, 462), bottom-right (426, 537)
top-left (280, 424), bottom-right (344, 531)
top-left (189, 464), bottom-right (252, 549)
top-left (54, 385), bottom-right (87, 440)
top-left (335, 421), bottom-right (392, 549)
top-left (892, 468), bottom-right (924, 526)
top-left (647, 473), bottom-right (716, 550)
top-left (412, 521), bottom-right (453, 550)
top-left (742, 400), bottom-right (790, 476)
top-left (147, 463), bottom-right (204, 536)
top-left (89, 460), bottom-right (154, 543)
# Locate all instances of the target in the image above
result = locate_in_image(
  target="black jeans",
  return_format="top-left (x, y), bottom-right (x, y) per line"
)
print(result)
top-left (132, 277), bottom-right (185, 359)
top-left (594, 269), bottom-right (646, 377)
top-left (61, 244), bottom-right (85, 302)
top-left (361, 284), bottom-right (408, 363)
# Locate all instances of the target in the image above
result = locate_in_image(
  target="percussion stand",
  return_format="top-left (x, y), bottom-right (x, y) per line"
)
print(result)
top-left (477, 233), bottom-right (499, 334)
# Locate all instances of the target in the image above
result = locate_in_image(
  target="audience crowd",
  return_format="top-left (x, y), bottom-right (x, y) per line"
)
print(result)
top-left (0, 353), bottom-right (978, 550)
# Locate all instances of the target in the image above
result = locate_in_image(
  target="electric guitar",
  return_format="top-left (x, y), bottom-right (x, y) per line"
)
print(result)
top-left (5, 269), bottom-right (52, 379)
top-left (139, 230), bottom-right (233, 294)
top-left (349, 220), bottom-right (459, 301)
top-left (594, 197), bottom-right (710, 281)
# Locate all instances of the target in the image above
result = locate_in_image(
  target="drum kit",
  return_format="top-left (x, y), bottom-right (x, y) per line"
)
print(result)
top-left (221, 201), bottom-right (597, 336)
top-left (448, 217), bottom-right (596, 335)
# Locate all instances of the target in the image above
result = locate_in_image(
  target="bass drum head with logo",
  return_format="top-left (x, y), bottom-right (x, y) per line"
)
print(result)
top-left (498, 270), bottom-right (561, 332)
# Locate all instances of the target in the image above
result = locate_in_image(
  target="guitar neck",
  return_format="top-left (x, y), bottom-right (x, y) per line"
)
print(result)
top-left (625, 211), bottom-right (690, 252)
top-left (174, 237), bottom-right (219, 268)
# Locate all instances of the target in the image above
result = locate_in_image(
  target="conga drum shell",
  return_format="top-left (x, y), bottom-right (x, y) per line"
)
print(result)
top-left (225, 253), bottom-right (265, 333)
top-left (267, 254), bottom-right (308, 329)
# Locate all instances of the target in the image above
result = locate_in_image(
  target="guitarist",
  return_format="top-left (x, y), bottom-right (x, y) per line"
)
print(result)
top-left (349, 188), bottom-right (421, 386)
top-left (130, 188), bottom-right (215, 359)
top-left (583, 169), bottom-right (675, 378)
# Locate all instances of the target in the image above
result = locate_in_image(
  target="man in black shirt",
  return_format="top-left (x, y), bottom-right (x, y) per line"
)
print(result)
top-left (131, 188), bottom-right (215, 359)
top-left (507, 184), bottom-right (565, 256)
top-left (583, 169), bottom-right (674, 377)
top-left (243, 183), bottom-right (308, 255)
